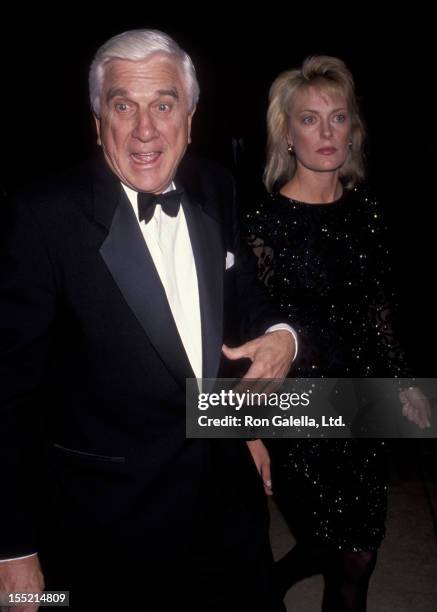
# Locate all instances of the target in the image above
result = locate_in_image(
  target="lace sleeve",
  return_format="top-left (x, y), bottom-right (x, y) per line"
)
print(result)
top-left (246, 233), bottom-right (275, 288)
top-left (369, 285), bottom-right (412, 378)
top-left (366, 194), bottom-right (412, 378)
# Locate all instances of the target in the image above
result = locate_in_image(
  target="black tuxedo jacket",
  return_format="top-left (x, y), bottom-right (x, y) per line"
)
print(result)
top-left (0, 154), bottom-right (283, 565)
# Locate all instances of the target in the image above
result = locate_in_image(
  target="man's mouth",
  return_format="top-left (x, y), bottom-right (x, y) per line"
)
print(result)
top-left (131, 151), bottom-right (161, 164)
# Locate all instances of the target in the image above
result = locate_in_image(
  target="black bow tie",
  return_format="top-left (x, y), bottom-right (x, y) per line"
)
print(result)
top-left (137, 189), bottom-right (183, 224)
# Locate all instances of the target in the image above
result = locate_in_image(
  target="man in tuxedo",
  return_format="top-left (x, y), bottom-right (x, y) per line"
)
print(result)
top-left (0, 30), bottom-right (295, 610)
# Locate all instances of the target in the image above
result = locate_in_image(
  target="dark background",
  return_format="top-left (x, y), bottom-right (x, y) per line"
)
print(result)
top-left (1, 13), bottom-right (435, 375)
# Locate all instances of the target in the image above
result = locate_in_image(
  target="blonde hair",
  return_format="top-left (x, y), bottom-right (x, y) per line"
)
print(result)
top-left (264, 55), bottom-right (366, 192)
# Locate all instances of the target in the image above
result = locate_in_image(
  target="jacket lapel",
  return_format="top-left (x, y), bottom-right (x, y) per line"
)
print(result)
top-left (95, 165), bottom-right (194, 387)
top-left (180, 192), bottom-right (224, 379)
top-left (93, 155), bottom-right (225, 385)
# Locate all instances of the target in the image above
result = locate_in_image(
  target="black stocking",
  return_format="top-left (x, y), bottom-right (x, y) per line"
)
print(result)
top-left (275, 546), bottom-right (377, 611)
top-left (322, 550), bottom-right (377, 612)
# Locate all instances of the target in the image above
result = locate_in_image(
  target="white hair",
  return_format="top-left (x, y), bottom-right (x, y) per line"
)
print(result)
top-left (89, 29), bottom-right (199, 117)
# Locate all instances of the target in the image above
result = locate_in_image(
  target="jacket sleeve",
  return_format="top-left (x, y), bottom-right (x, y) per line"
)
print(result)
top-left (0, 196), bottom-right (57, 558)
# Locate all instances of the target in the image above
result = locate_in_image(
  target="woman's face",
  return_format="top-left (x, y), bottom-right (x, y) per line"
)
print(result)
top-left (287, 86), bottom-right (351, 174)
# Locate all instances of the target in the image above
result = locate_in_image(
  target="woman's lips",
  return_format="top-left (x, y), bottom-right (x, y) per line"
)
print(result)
top-left (316, 147), bottom-right (337, 155)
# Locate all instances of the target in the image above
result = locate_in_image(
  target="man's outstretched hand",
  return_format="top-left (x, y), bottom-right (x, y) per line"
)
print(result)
top-left (222, 330), bottom-right (296, 383)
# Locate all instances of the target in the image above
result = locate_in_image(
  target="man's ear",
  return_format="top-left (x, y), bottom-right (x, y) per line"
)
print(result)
top-left (187, 106), bottom-right (196, 145)
top-left (93, 114), bottom-right (102, 146)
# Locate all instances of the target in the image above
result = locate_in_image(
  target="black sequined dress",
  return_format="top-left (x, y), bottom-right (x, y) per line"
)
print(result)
top-left (245, 187), bottom-right (409, 551)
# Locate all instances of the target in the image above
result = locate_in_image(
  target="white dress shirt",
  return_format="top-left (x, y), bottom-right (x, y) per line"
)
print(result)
top-left (124, 182), bottom-right (203, 379)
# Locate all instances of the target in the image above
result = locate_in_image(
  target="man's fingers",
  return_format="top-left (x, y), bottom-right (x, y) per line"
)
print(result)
top-left (222, 342), bottom-right (253, 361)
top-left (232, 376), bottom-right (268, 397)
top-left (241, 360), bottom-right (272, 386)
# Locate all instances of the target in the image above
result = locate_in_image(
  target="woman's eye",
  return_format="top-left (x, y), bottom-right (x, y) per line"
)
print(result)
top-left (302, 116), bottom-right (315, 125)
top-left (334, 114), bottom-right (347, 122)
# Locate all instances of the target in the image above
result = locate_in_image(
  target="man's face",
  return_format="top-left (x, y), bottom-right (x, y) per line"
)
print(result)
top-left (95, 55), bottom-right (195, 193)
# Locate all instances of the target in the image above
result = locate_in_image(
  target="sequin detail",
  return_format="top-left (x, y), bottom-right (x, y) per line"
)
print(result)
top-left (244, 187), bottom-right (407, 551)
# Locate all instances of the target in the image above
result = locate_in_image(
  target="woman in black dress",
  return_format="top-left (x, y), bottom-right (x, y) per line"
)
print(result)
top-left (245, 55), bottom-right (430, 611)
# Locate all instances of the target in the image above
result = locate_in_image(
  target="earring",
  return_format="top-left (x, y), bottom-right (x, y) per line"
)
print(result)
top-left (287, 143), bottom-right (294, 154)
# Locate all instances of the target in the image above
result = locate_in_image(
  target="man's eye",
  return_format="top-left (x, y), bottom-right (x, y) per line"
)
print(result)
top-left (115, 103), bottom-right (128, 112)
top-left (157, 103), bottom-right (171, 112)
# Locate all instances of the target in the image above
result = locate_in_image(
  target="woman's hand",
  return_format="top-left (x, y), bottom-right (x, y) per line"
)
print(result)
top-left (246, 439), bottom-right (273, 496)
top-left (399, 387), bottom-right (431, 429)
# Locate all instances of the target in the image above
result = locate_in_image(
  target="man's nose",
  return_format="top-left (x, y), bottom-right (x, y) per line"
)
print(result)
top-left (132, 110), bottom-right (158, 141)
